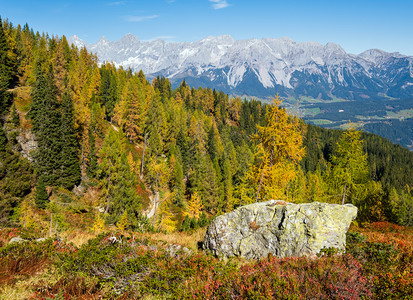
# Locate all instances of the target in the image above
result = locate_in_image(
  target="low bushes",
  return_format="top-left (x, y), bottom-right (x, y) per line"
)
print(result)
top-left (0, 238), bottom-right (74, 286)
top-left (0, 223), bottom-right (411, 299)
top-left (347, 224), bottom-right (413, 299)
top-left (47, 233), bottom-right (371, 299)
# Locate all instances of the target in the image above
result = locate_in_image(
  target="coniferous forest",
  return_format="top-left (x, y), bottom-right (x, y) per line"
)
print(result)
top-left (0, 18), bottom-right (412, 299)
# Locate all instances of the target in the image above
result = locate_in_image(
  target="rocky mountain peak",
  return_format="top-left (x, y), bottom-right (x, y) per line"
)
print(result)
top-left (68, 34), bottom-right (413, 100)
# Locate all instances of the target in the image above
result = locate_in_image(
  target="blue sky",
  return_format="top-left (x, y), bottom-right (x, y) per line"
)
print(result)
top-left (1, 0), bottom-right (412, 55)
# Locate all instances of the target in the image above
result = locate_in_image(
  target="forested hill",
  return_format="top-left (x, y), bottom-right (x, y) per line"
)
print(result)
top-left (0, 17), bottom-right (412, 234)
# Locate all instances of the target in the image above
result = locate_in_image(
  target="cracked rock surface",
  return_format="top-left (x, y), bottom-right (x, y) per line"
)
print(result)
top-left (203, 200), bottom-right (357, 259)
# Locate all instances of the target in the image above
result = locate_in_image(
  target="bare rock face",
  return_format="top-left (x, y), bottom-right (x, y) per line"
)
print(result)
top-left (15, 130), bottom-right (37, 161)
top-left (203, 200), bottom-right (357, 259)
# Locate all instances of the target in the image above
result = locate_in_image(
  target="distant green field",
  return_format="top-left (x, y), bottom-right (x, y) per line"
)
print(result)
top-left (303, 107), bottom-right (322, 117)
top-left (355, 115), bottom-right (385, 120)
top-left (309, 119), bottom-right (334, 125)
top-left (386, 109), bottom-right (413, 119)
top-left (285, 96), bottom-right (345, 104)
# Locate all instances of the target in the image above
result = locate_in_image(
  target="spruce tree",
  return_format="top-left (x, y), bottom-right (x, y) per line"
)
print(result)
top-left (0, 124), bottom-right (7, 154)
top-left (171, 157), bottom-right (185, 206)
top-left (87, 121), bottom-right (97, 178)
top-left (330, 124), bottom-right (369, 205)
top-left (59, 89), bottom-right (81, 189)
top-left (27, 61), bottom-right (47, 131)
top-left (35, 177), bottom-right (49, 209)
top-left (10, 104), bottom-right (20, 127)
top-left (29, 64), bottom-right (62, 185)
top-left (98, 67), bottom-right (118, 120)
top-left (0, 17), bottom-right (13, 116)
top-left (146, 91), bottom-right (166, 158)
top-left (98, 129), bottom-right (141, 218)
top-left (87, 96), bottom-right (98, 178)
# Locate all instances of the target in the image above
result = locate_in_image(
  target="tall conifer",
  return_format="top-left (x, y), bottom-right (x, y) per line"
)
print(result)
top-left (35, 177), bottom-right (49, 209)
top-left (59, 89), bottom-right (81, 189)
top-left (87, 95), bottom-right (98, 178)
top-left (29, 64), bottom-right (61, 185)
top-left (98, 129), bottom-right (141, 218)
top-left (0, 17), bottom-right (13, 115)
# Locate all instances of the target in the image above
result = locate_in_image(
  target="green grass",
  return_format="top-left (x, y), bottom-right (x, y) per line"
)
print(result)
top-left (310, 119), bottom-right (334, 125)
top-left (355, 115), bottom-right (385, 120)
top-left (386, 109), bottom-right (413, 119)
top-left (302, 107), bottom-right (322, 117)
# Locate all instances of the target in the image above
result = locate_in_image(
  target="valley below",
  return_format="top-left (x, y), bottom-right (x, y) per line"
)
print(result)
top-left (283, 97), bottom-right (413, 150)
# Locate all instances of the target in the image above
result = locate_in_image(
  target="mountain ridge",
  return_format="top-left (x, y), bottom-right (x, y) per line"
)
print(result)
top-left (69, 34), bottom-right (413, 100)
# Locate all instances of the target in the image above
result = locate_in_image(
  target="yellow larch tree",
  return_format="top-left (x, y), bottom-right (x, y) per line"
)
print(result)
top-left (185, 190), bottom-right (203, 219)
top-left (158, 196), bottom-right (177, 233)
top-left (127, 151), bottom-right (137, 174)
top-left (116, 210), bottom-right (128, 232)
top-left (92, 213), bottom-right (105, 233)
top-left (241, 94), bottom-right (305, 203)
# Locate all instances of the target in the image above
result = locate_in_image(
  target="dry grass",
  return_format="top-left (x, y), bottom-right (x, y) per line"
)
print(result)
top-left (59, 225), bottom-right (208, 250)
top-left (0, 257), bottom-right (50, 287)
top-left (0, 265), bottom-right (57, 300)
top-left (35, 276), bottom-right (102, 299)
top-left (81, 187), bottom-right (100, 207)
top-left (0, 227), bottom-right (208, 299)
top-left (142, 228), bottom-right (207, 251)
top-left (60, 229), bottom-right (99, 248)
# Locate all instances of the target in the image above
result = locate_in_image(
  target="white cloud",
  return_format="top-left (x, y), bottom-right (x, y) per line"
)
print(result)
top-left (209, 0), bottom-right (230, 10)
top-left (144, 35), bottom-right (176, 41)
top-left (108, 1), bottom-right (126, 6)
top-left (124, 15), bottom-right (159, 22)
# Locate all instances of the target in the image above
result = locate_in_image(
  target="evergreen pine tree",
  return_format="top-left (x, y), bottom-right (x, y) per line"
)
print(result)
top-left (0, 17), bottom-right (13, 116)
top-left (180, 215), bottom-right (191, 232)
top-left (10, 104), bottom-right (20, 127)
top-left (35, 177), bottom-right (49, 209)
top-left (198, 211), bottom-right (208, 227)
top-left (98, 129), bottom-right (141, 218)
top-left (98, 66), bottom-right (118, 120)
top-left (170, 153), bottom-right (185, 206)
top-left (146, 91), bottom-right (166, 157)
top-left (330, 124), bottom-right (369, 205)
top-left (221, 154), bottom-right (233, 211)
top-left (87, 95), bottom-right (99, 179)
top-left (30, 64), bottom-right (62, 185)
top-left (0, 124), bottom-right (7, 154)
top-left (87, 123), bottom-right (97, 179)
top-left (27, 61), bottom-right (47, 130)
top-left (59, 89), bottom-right (80, 189)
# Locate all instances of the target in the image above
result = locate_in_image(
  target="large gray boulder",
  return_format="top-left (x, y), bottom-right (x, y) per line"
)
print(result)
top-left (203, 200), bottom-right (357, 259)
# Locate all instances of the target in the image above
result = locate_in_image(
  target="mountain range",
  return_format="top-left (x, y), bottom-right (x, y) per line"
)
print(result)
top-left (69, 34), bottom-right (413, 100)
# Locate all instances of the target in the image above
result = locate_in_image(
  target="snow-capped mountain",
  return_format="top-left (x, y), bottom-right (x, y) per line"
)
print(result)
top-left (69, 34), bottom-right (413, 100)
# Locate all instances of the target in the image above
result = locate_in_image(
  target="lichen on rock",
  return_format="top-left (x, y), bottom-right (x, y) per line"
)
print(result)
top-left (203, 200), bottom-right (357, 259)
